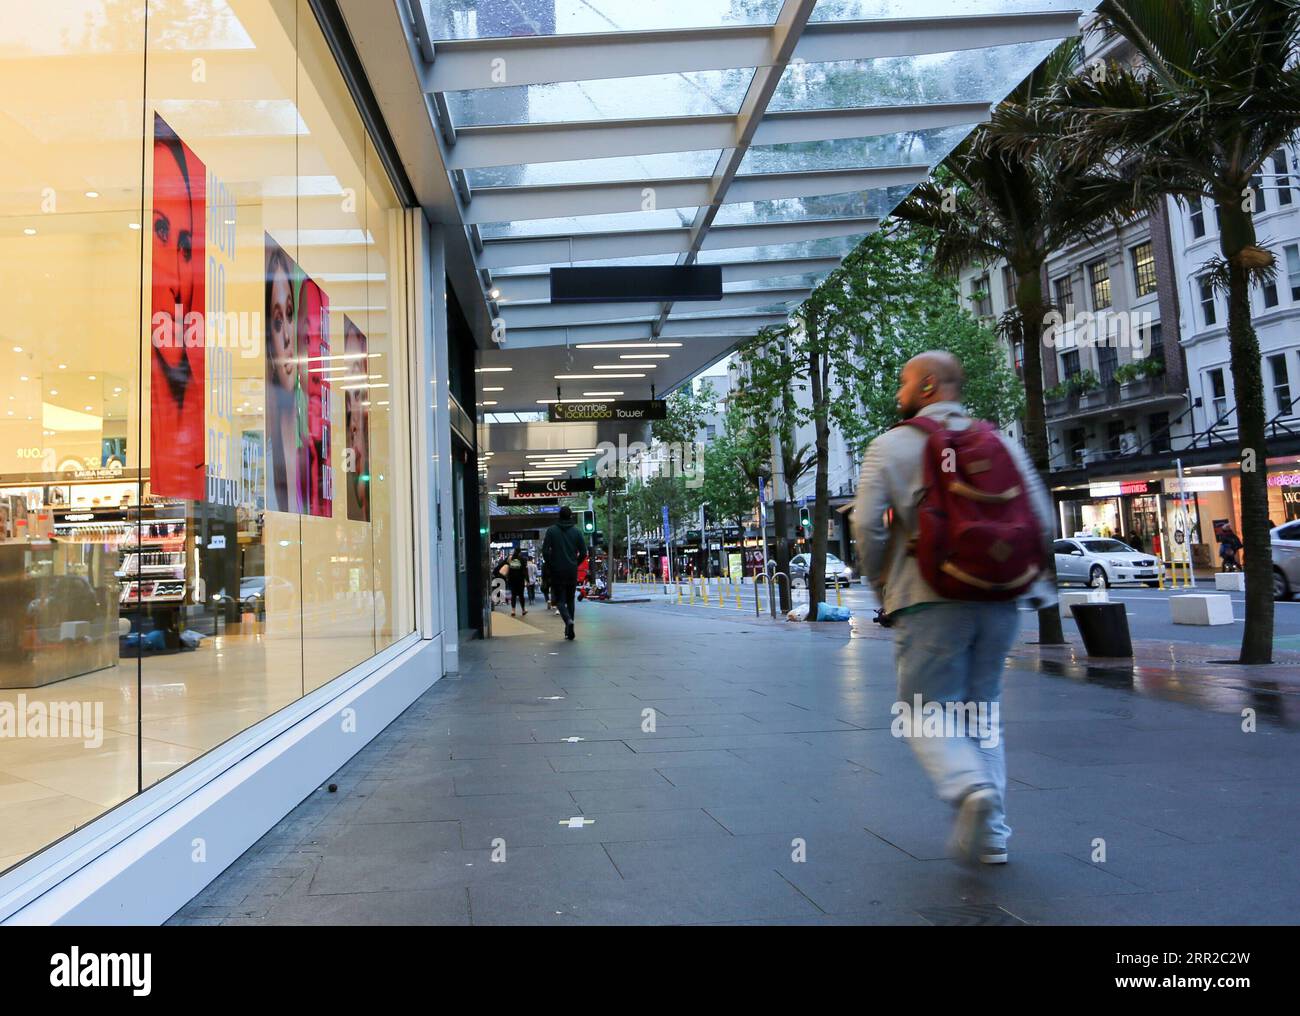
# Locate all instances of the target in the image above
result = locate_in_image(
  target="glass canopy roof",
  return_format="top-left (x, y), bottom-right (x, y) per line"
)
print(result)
top-left (410, 0), bottom-right (1099, 357)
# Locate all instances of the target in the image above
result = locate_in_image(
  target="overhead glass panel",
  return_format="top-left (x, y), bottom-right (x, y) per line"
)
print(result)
top-left (467, 150), bottom-right (723, 189)
top-left (712, 185), bottom-right (914, 227)
top-left (423, 0), bottom-right (785, 42)
top-left (725, 273), bottom-right (823, 292)
top-left (737, 125), bottom-right (973, 175)
top-left (490, 252), bottom-right (681, 276)
top-left (695, 234), bottom-right (869, 265)
top-left (446, 68), bottom-right (754, 128)
top-left (669, 303), bottom-right (790, 320)
top-left (768, 41), bottom-right (1060, 113)
top-left (808, 0), bottom-right (1092, 19)
top-left (480, 207), bottom-right (697, 239)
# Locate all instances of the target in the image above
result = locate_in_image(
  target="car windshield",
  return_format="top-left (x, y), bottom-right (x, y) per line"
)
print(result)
top-left (827, 555), bottom-right (843, 565)
top-left (1081, 540), bottom-right (1134, 554)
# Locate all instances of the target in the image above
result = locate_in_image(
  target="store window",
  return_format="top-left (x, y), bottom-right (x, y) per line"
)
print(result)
top-left (1088, 259), bottom-right (1111, 310)
top-left (1271, 354), bottom-right (1293, 417)
top-left (0, 1), bottom-right (418, 874)
top-left (1130, 241), bottom-right (1157, 297)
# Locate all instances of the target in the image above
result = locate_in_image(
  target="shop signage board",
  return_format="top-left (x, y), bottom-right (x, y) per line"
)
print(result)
top-left (514, 477), bottom-right (595, 495)
top-left (495, 495), bottom-right (559, 507)
top-left (548, 400), bottom-right (667, 423)
top-left (1088, 480), bottom-right (1157, 497)
top-left (494, 530), bottom-right (540, 541)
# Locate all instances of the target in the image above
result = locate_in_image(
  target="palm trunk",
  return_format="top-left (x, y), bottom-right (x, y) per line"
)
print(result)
top-left (808, 329), bottom-right (829, 612)
top-left (1215, 199), bottom-right (1274, 664)
top-left (1017, 266), bottom-right (1066, 645)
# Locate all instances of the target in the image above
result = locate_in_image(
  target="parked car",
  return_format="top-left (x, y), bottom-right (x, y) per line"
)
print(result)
top-left (1272, 521), bottom-right (1300, 600)
top-left (788, 552), bottom-right (853, 588)
top-left (1053, 538), bottom-right (1163, 588)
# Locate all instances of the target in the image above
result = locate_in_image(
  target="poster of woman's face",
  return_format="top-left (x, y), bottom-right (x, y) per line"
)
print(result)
top-left (343, 316), bottom-right (370, 523)
top-left (264, 234), bottom-right (302, 514)
top-left (150, 114), bottom-right (206, 501)
top-left (298, 276), bottom-right (332, 518)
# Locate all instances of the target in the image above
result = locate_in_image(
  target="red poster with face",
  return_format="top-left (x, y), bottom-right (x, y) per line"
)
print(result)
top-left (299, 276), bottom-right (332, 518)
top-left (149, 114), bottom-right (206, 500)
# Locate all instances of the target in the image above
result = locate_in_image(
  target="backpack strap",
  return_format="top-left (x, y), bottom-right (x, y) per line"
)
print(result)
top-left (898, 416), bottom-right (944, 436)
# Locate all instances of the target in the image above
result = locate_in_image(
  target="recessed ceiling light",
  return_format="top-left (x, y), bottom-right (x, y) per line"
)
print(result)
top-left (482, 386), bottom-right (504, 392)
top-left (475, 367), bottom-right (512, 373)
top-left (128, 222), bottom-right (141, 230)
top-left (88, 374), bottom-right (96, 380)
top-left (58, 364), bottom-right (66, 369)
top-left (478, 400), bottom-right (498, 406)
top-left (575, 342), bottom-right (682, 349)
top-left (489, 288), bottom-right (501, 299)
top-left (12, 346), bottom-right (22, 353)
top-left (619, 354), bottom-right (670, 359)
top-left (583, 391), bottom-right (624, 396)
top-left (19, 376), bottom-right (27, 381)
top-left (84, 405), bottom-right (92, 411)
top-left (554, 373), bottom-right (645, 380)
top-left (594, 364), bottom-right (656, 369)
top-left (49, 389), bottom-right (58, 395)
top-left (85, 190), bottom-right (99, 198)
top-left (23, 228), bottom-right (36, 236)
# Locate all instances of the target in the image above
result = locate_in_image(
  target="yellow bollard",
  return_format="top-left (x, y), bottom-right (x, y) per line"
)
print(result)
top-left (836, 580), bottom-right (842, 607)
top-left (735, 578), bottom-right (744, 610)
top-left (702, 578), bottom-right (710, 605)
top-left (676, 580), bottom-right (683, 604)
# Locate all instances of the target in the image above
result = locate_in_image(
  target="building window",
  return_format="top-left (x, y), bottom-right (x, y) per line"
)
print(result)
top-left (1271, 354), bottom-right (1293, 416)
top-left (1098, 344), bottom-right (1118, 387)
top-left (1207, 368), bottom-right (1228, 421)
top-left (1088, 259), bottom-right (1112, 310)
top-left (1263, 278), bottom-right (1280, 309)
top-left (1145, 322), bottom-right (1163, 363)
top-left (970, 274), bottom-right (992, 318)
top-left (1061, 349), bottom-right (1081, 380)
top-left (1148, 412), bottom-right (1171, 453)
top-left (1130, 241), bottom-right (1157, 297)
top-left (1001, 265), bottom-right (1019, 308)
top-left (1053, 273), bottom-right (1074, 313)
top-left (1286, 244), bottom-right (1300, 301)
top-left (1107, 419), bottom-right (1126, 454)
top-left (1067, 427), bottom-right (1087, 465)
top-left (1189, 198), bottom-right (1206, 238)
top-left (1199, 277), bottom-right (1217, 326)
top-left (1275, 150), bottom-right (1293, 206)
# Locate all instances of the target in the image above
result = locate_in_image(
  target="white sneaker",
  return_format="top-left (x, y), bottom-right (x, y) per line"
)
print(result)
top-left (951, 786), bottom-right (997, 865)
top-left (979, 849), bottom-right (1008, 865)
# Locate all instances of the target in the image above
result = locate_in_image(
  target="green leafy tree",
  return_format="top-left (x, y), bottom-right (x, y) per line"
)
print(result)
top-left (1013, 0), bottom-right (1296, 662)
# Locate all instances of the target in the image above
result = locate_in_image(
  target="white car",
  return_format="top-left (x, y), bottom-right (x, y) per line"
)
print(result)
top-left (1272, 521), bottom-right (1300, 600)
top-left (1054, 538), bottom-right (1163, 588)
top-left (789, 552), bottom-right (853, 588)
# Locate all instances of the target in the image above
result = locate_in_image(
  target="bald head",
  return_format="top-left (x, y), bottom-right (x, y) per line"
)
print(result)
top-left (897, 350), bottom-right (965, 418)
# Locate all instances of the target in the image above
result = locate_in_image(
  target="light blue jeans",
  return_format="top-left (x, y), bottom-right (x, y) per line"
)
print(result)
top-left (892, 601), bottom-right (1019, 848)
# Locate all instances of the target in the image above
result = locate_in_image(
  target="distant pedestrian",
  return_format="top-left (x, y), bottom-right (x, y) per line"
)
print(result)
top-left (542, 506), bottom-right (587, 640)
top-left (506, 550), bottom-right (528, 617)
top-left (527, 557), bottom-right (539, 604)
top-left (1218, 525), bottom-right (1242, 572)
top-left (854, 351), bottom-right (1054, 866)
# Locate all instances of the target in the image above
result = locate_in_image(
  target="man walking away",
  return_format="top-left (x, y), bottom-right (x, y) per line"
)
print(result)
top-left (854, 351), bottom-right (1055, 866)
top-left (506, 549), bottom-right (528, 617)
top-left (542, 505), bottom-right (587, 640)
top-left (527, 556), bottom-right (539, 604)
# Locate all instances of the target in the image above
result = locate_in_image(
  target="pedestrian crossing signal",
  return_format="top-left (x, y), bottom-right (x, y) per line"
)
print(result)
top-left (581, 509), bottom-right (596, 534)
top-left (798, 506), bottom-right (811, 534)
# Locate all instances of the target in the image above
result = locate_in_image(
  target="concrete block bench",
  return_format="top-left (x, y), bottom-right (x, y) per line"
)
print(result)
top-left (1214, 572), bottom-right (1246, 592)
top-left (1170, 593), bottom-right (1234, 626)
top-left (1060, 589), bottom-right (1109, 619)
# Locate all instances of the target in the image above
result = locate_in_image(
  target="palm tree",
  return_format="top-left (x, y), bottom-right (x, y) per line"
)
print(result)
top-left (892, 40), bottom-right (1144, 645)
top-left (1028, 0), bottom-right (1298, 664)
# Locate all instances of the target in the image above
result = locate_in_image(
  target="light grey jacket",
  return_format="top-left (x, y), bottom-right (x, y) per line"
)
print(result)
top-left (852, 402), bottom-right (1057, 616)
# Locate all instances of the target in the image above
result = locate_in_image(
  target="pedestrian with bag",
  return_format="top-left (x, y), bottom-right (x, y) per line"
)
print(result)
top-left (853, 351), bottom-right (1055, 866)
top-left (541, 506), bottom-right (587, 640)
top-left (1218, 524), bottom-right (1243, 572)
top-left (505, 549), bottom-right (528, 617)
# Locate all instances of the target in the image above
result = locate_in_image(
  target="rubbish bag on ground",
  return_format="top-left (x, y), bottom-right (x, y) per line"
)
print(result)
top-left (815, 602), bottom-right (851, 622)
top-left (786, 604), bottom-right (810, 621)
top-left (179, 628), bottom-right (205, 649)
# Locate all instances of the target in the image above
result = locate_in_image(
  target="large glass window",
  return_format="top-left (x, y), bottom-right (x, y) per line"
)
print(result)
top-left (1088, 259), bottom-right (1111, 310)
top-left (1130, 241), bottom-right (1157, 297)
top-left (0, 0), bottom-right (419, 875)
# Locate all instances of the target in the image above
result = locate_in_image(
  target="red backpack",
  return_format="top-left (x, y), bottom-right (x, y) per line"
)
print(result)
top-left (901, 415), bottom-right (1045, 601)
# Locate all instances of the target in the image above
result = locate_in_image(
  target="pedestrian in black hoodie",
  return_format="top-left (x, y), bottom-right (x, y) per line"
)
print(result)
top-left (542, 505), bottom-right (587, 640)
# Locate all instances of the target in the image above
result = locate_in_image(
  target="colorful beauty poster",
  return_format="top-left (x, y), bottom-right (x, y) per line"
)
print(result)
top-left (343, 315), bottom-right (370, 522)
top-left (264, 233), bottom-right (303, 514)
top-left (299, 276), bottom-right (332, 518)
top-left (150, 113), bottom-right (206, 500)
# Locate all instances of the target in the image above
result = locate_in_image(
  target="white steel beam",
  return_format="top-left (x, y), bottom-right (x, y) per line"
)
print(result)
top-left (421, 12), bottom-right (1082, 93)
top-left (500, 288), bottom-right (811, 327)
top-left (464, 164), bottom-right (927, 224)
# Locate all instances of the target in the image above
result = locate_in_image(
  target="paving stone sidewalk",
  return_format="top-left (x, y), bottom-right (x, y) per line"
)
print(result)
top-left (168, 600), bottom-right (1300, 925)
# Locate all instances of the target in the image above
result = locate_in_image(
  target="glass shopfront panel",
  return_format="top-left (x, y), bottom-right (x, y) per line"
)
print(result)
top-left (0, 0), bottom-right (419, 874)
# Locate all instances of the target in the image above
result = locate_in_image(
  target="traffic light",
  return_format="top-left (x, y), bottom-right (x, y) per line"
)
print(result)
top-left (581, 509), bottom-right (596, 535)
top-left (798, 505), bottom-right (811, 535)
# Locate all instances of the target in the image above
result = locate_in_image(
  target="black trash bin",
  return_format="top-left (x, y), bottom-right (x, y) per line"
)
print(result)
top-left (1069, 602), bottom-right (1133, 657)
